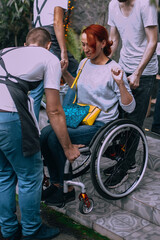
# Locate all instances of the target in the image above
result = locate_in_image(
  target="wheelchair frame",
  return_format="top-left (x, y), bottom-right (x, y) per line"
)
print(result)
top-left (64, 118), bottom-right (148, 214)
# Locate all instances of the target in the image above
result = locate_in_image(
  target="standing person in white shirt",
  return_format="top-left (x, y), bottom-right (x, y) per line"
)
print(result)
top-left (104, 0), bottom-right (158, 187)
top-left (30, 0), bottom-right (79, 120)
top-left (0, 27), bottom-right (80, 240)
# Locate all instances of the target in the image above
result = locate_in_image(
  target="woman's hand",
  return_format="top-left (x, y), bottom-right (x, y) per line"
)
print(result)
top-left (111, 67), bottom-right (134, 107)
top-left (111, 67), bottom-right (124, 87)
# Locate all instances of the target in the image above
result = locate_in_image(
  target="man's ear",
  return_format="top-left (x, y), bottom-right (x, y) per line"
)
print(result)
top-left (24, 43), bottom-right (27, 46)
top-left (46, 41), bottom-right (52, 50)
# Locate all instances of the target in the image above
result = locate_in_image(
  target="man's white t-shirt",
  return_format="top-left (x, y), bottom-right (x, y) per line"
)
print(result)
top-left (108, 0), bottom-right (158, 75)
top-left (0, 46), bottom-right (61, 112)
top-left (34, 0), bottom-right (68, 27)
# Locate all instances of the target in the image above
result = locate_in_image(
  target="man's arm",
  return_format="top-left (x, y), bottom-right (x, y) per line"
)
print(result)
top-left (128, 25), bottom-right (158, 89)
top-left (45, 88), bottom-right (80, 162)
top-left (109, 26), bottom-right (120, 58)
top-left (54, 6), bottom-right (68, 71)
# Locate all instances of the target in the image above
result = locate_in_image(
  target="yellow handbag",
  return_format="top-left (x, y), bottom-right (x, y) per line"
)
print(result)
top-left (71, 59), bottom-right (101, 126)
top-left (77, 103), bottom-right (101, 125)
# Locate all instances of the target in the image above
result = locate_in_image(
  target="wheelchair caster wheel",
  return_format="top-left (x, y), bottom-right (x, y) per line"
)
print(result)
top-left (79, 198), bottom-right (94, 214)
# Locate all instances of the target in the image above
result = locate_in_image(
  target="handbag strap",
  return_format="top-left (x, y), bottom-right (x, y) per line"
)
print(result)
top-left (71, 58), bottom-right (88, 89)
top-left (71, 59), bottom-right (88, 104)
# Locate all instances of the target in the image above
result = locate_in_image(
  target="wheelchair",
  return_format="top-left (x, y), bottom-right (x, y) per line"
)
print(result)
top-left (63, 118), bottom-right (148, 214)
top-left (40, 97), bottom-right (148, 214)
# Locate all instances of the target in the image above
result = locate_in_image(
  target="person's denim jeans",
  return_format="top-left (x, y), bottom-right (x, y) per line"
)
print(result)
top-left (40, 121), bottom-right (104, 185)
top-left (125, 74), bottom-right (155, 127)
top-left (152, 80), bottom-right (160, 129)
top-left (0, 112), bottom-right (43, 238)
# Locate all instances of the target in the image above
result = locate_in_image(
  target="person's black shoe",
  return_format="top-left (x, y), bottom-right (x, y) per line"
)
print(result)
top-left (104, 168), bottom-right (128, 188)
top-left (45, 187), bottom-right (65, 207)
top-left (2, 223), bottom-right (22, 240)
top-left (41, 184), bottom-right (58, 201)
top-left (103, 163), bottom-right (137, 176)
top-left (64, 189), bottom-right (76, 203)
top-left (21, 223), bottom-right (60, 240)
top-left (151, 126), bottom-right (160, 137)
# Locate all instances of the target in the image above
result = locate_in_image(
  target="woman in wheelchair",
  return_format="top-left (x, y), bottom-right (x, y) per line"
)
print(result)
top-left (40, 24), bottom-right (136, 207)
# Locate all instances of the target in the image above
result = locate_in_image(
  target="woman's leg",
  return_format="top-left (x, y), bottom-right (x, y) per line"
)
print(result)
top-left (40, 125), bottom-right (59, 184)
top-left (47, 121), bottom-right (105, 186)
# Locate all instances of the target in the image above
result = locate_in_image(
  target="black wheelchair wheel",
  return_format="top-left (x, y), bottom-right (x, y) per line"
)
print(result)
top-left (90, 119), bottom-right (148, 200)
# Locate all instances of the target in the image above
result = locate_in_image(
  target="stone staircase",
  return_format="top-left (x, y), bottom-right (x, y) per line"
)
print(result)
top-left (40, 110), bottom-right (160, 239)
top-left (46, 138), bottom-right (160, 240)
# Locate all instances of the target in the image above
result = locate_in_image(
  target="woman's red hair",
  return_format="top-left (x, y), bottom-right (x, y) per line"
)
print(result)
top-left (82, 24), bottom-right (113, 56)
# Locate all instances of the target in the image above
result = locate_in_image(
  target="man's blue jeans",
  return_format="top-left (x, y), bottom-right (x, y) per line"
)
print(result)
top-left (40, 121), bottom-right (104, 185)
top-left (152, 80), bottom-right (160, 129)
top-left (0, 112), bottom-right (43, 238)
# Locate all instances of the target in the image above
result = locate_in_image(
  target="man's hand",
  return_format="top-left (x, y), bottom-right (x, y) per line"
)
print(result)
top-left (127, 72), bottom-right (140, 89)
top-left (111, 67), bottom-right (124, 86)
top-left (60, 51), bottom-right (69, 73)
top-left (64, 144), bottom-right (81, 163)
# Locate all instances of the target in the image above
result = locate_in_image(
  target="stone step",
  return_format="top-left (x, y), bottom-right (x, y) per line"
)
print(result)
top-left (79, 167), bottom-right (160, 226)
top-left (40, 110), bottom-right (160, 239)
top-left (147, 136), bottom-right (160, 172)
top-left (49, 167), bottom-right (160, 240)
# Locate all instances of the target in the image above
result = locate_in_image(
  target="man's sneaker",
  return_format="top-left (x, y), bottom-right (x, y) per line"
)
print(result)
top-left (45, 187), bottom-right (65, 207)
top-left (21, 223), bottom-right (60, 240)
top-left (104, 168), bottom-right (128, 188)
top-left (2, 224), bottom-right (22, 240)
top-left (103, 163), bottom-right (137, 176)
top-left (41, 184), bottom-right (58, 201)
top-left (64, 189), bottom-right (76, 204)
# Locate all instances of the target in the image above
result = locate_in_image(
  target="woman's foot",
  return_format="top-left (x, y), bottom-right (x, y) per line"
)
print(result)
top-left (45, 187), bottom-right (65, 208)
top-left (41, 184), bottom-right (58, 201)
top-left (45, 188), bottom-right (76, 207)
top-left (64, 189), bottom-right (75, 203)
